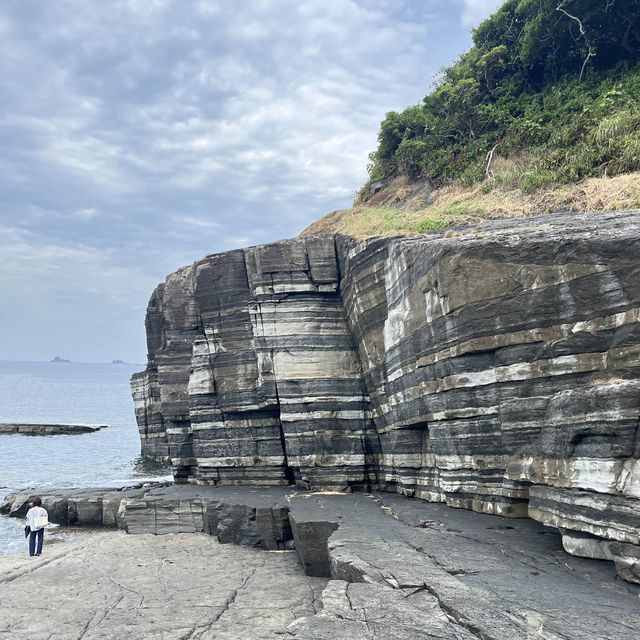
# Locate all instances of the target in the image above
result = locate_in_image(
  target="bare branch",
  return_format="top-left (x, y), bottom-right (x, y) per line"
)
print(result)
top-left (556, 4), bottom-right (596, 80)
top-left (484, 144), bottom-right (498, 181)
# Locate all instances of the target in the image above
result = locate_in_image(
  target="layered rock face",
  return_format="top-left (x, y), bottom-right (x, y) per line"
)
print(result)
top-left (132, 210), bottom-right (640, 582)
top-left (132, 237), bottom-right (377, 488)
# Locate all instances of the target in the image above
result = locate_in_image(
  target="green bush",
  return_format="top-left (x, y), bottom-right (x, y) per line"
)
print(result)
top-left (411, 218), bottom-right (448, 232)
top-left (365, 0), bottom-right (640, 194)
top-left (520, 168), bottom-right (555, 193)
top-left (458, 164), bottom-right (484, 187)
top-left (395, 139), bottom-right (429, 177)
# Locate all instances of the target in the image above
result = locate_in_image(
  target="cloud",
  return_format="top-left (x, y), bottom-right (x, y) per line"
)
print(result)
top-left (0, 226), bottom-right (157, 306)
top-left (1, 1), bottom-right (440, 213)
top-left (74, 208), bottom-right (99, 219)
top-left (172, 216), bottom-right (221, 230)
top-left (455, 0), bottom-right (505, 28)
top-left (0, 0), bottom-right (478, 361)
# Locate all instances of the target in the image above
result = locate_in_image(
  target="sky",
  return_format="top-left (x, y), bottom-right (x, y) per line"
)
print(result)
top-left (0, 0), bottom-right (504, 364)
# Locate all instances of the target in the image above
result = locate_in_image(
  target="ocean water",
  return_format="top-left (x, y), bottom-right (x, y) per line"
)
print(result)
top-left (0, 360), bottom-right (171, 554)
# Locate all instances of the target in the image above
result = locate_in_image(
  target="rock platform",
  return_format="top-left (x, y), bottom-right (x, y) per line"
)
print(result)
top-left (0, 423), bottom-right (106, 435)
top-left (0, 531), bottom-right (324, 639)
top-left (2, 484), bottom-right (639, 638)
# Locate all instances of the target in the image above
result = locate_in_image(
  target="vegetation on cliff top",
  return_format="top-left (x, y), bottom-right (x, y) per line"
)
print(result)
top-left (304, 1), bottom-right (640, 238)
top-left (301, 171), bottom-right (640, 237)
top-left (364, 0), bottom-right (640, 195)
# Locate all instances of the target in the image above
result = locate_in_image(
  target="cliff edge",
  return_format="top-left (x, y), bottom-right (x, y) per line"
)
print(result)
top-left (131, 210), bottom-right (640, 583)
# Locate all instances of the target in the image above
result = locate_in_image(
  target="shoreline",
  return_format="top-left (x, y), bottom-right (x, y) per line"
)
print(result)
top-left (0, 518), bottom-right (98, 557)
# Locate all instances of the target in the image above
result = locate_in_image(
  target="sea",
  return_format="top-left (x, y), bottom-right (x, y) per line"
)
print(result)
top-left (0, 360), bottom-right (171, 554)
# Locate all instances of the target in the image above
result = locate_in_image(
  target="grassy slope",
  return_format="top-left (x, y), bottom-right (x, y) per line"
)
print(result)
top-left (301, 172), bottom-right (640, 238)
top-left (365, 0), bottom-right (640, 192)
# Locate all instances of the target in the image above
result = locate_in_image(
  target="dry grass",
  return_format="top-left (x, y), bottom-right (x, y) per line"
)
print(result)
top-left (300, 172), bottom-right (640, 238)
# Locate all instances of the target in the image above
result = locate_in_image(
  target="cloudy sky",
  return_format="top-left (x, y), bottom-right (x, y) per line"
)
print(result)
top-left (0, 0), bottom-right (503, 364)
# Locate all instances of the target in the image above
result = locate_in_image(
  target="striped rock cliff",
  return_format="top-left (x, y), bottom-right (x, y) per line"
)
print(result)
top-left (131, 210), bottom-right (640, 583)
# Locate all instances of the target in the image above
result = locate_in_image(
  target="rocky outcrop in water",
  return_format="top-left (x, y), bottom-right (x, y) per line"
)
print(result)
top-left (131, 210), bottom-right (640, 583)
top-left (0, 423), bottom-right (106, 435)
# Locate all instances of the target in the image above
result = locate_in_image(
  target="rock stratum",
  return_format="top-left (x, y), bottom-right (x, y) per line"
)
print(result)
top-left (131, 210), bottom-right (640, 584)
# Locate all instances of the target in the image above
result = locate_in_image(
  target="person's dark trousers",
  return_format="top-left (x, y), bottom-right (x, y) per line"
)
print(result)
top-left (29, 528), bottom-right (44, 556)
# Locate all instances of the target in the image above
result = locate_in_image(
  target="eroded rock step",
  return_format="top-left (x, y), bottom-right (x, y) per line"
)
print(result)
top-left (0, 423), bottom-right (106, 435)
top-left (3, 485), bottom-right (639, 639)
top-left (1, 484), bottom-right (298, 550)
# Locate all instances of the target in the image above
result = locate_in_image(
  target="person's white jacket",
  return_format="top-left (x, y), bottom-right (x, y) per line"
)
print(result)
top-left (26, 506), bottom-right (48, 530)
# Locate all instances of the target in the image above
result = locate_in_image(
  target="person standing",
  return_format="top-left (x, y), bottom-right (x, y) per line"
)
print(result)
top-left (25, 496), bottom-right (48, 557)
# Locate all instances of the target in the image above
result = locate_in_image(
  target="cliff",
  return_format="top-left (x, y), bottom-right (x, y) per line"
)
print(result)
top-left (131, 210), bottom-right (640, 583)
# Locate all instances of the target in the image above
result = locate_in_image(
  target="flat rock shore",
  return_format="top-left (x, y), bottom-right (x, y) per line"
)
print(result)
top-left (2, 485), bottom-right (639, 639)
top-left (0, 530), bottom-right (325, 640)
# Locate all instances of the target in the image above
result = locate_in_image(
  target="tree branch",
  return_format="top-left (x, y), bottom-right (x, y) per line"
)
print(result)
top-left (556, 4), bottom-right (596, 80)
top-left (484, 144), bottom-right (498, 181)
